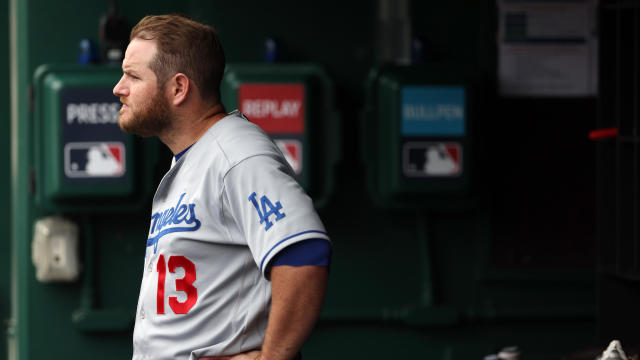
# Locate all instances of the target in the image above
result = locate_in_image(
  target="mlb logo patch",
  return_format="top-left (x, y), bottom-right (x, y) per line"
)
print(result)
top-left (403, 142), bottom-right (462, 178)
top-left (64, 142), bottom-right (125, 178)
top-left (275, 139), bottom-right (302, 174)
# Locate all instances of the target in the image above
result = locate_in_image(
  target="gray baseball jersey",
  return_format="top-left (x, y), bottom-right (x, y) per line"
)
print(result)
top-left (132, 110), bottom-right (330, 360)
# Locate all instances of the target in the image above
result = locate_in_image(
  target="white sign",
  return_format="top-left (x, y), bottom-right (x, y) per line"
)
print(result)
top-left (498, 0), bottom-right (598, 96)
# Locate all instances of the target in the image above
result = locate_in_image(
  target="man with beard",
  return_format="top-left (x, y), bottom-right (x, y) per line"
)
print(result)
top-left (113, 14), bottom-right (331, 360)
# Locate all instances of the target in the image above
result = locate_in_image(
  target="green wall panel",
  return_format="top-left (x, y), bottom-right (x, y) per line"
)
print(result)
top-left (1, 1), bottom-right (10, 360)
top-left (10, 2), bottom-right (182, 360)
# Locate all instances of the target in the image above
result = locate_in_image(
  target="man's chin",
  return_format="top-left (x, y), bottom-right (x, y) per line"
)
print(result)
top-left (118, 117), bottom-right (134, 134)
top-left (118, 118), bottom-right (155, 137)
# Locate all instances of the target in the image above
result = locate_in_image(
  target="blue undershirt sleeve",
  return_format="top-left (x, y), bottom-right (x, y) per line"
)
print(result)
top-left (269, 238), bottom-right (331, 268)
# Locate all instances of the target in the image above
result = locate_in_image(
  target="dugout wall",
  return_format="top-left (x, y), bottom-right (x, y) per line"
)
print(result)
top-left (8, 1), bottom-right (603, 359)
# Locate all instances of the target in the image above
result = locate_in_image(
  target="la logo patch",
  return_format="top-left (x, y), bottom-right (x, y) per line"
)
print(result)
top-left (249, 192), bottom-right (286, 231)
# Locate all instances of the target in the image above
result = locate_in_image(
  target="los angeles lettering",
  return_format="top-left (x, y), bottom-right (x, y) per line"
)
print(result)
top-left (147, 193), bottom-right (201, 254)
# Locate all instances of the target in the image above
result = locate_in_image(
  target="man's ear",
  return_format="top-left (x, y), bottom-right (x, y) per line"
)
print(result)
top-left (168, 73), bottom-right (190, 106)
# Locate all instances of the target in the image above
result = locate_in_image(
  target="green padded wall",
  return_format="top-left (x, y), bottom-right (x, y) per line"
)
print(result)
top-left (1, 1), bottom-right (10, 360)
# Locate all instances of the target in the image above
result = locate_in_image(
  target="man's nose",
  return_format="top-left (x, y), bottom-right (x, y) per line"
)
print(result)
top-left (113, 75), bottom-right (128, 97)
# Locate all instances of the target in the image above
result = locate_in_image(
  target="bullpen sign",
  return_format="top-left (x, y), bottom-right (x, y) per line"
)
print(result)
top-left (401, 86), bottom-right (466, 136)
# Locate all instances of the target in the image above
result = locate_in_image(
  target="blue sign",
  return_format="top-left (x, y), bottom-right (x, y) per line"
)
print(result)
top-left (401, 86), bottom-right (466, 136)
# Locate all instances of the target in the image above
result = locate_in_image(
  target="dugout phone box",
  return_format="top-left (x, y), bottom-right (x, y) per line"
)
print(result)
top-left (363, 64), bottom-right (474, 209)
top-left (220, 63), bottom-right (340, 208)
top-left (30, 64), bottom-right (161, 329)
top-left (33, 64), bottom-right (159, 212)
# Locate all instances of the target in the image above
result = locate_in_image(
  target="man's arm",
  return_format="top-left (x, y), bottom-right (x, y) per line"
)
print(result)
top-left (231, 265), bottom-right (328, 360)
top-left (262, 265), bottom-right (328, 360)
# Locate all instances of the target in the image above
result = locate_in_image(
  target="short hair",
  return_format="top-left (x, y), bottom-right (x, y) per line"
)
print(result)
top-left (130, 14), bottom-right (226, 103)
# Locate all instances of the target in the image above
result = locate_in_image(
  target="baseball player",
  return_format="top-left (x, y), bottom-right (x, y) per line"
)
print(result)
top-left (113, 15), bottom-right (331, 360)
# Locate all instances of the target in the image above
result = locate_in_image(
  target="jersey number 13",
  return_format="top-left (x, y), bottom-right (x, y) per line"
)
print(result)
top-left (156, 254), bottom-right (198, 314)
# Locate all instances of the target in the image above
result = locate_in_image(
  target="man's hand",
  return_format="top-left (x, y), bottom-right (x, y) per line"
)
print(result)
top-left (229, 350), bottom-right (261, 360)
top-left (224, 266), bottom-right (327, 360)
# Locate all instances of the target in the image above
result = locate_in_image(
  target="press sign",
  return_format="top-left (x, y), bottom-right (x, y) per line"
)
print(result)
top-left (60, 88), bottom-right (128, 182)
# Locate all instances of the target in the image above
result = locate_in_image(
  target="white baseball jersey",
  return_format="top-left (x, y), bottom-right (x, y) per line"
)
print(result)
top-left (132, 110), bottom-right (330, 360)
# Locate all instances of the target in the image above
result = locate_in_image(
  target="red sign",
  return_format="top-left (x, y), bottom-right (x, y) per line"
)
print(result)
top-left (238, 84), bottom-right (305, 134)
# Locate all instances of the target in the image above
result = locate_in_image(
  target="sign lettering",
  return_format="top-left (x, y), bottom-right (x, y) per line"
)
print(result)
top-left (66, 102), bottom-right (121, 125)
top-left (239, 84), bottom-right (305, 134)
